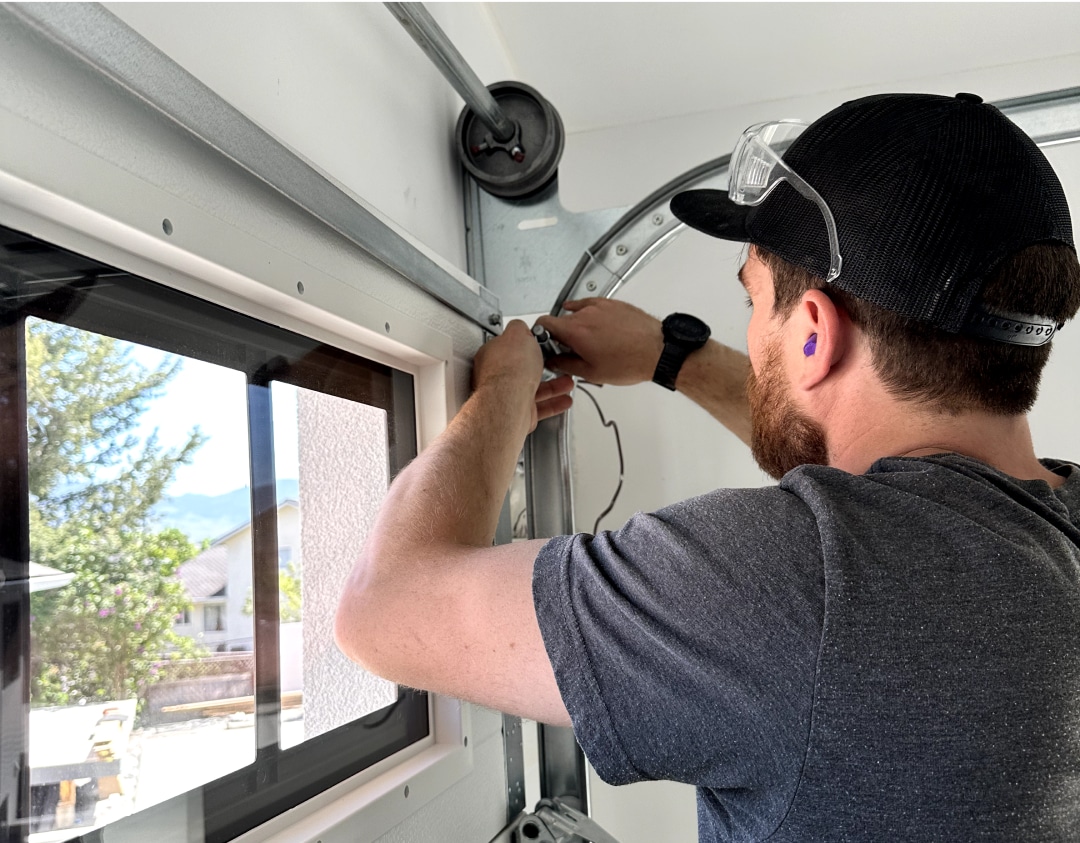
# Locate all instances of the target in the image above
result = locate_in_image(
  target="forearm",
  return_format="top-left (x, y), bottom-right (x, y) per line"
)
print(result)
top-left (334, 375), bottom-right (531, 671)
top-left (677, 340), bottom-right (752, 446)
top-left (371, 378), bottom-right (530, 561)
top-left (538, 299), bottom-right (752, 445)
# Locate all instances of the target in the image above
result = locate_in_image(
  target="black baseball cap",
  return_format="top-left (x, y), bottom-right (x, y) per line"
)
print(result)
top-left (671, 92), bottom-right (1076, 345)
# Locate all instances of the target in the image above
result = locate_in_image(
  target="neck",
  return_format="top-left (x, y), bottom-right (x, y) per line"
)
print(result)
top-left (830, 407), bottom-right (1062, 487)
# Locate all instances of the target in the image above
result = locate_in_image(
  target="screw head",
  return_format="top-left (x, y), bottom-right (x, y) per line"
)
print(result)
top-left (652, 214), bottom-right (664, 225)
top-left (488, 312), bottom-right (503, 326)
top-left (586, 281), bottom-right (597, 291)
top-left (615, 244), bottom-right (628, 256)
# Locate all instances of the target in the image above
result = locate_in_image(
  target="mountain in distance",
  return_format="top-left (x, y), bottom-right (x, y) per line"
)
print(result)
top-left (154, 479), bottom-right (299, 543)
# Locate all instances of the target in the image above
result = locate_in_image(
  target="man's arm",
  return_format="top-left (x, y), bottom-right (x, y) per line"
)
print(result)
top-left (334, 321), bottom-right (575, 727)
top-left (535, 298), bottom-right (753, 446)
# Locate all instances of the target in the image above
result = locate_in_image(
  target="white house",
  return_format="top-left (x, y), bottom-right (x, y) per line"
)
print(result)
top-left (174, 500), bottom-right (301, 652)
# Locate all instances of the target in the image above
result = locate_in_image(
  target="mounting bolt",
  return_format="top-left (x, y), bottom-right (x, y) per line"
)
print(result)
top-left (652, 214), bottom-right (664, 225)
top-left (586, 281), bottom-right (597, 291)
top-left (489, 312), bottom-right (503, 326)
top-left (615, 244), bottom-right (628, 256)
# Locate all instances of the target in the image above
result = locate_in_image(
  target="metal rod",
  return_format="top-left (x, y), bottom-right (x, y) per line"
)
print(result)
top-left (385, 2), bottom-right (517, 143)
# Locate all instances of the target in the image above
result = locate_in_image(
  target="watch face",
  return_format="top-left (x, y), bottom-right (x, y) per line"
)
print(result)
top-left (663, 313), bottom-right (711, 345)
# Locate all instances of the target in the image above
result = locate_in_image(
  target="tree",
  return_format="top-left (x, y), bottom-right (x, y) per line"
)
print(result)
top-left (242, 560), bottom-right (303, 623)
top-left (27, 317), bottom-right (208, 709)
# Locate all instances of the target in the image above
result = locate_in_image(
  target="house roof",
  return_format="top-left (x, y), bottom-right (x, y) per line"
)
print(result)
top-left (176, 499), bottom-right (300, 599)
top-left (211, 499), bottom-right (299, 545)
top-left (177, 544), bottom-right (228, 600)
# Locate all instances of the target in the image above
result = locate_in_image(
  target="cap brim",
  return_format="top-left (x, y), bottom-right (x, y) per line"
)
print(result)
top-left (670, 189), bottom-right (751, 242)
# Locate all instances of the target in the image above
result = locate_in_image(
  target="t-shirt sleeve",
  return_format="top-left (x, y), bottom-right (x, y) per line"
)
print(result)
top-left (533, 487), bottom-right (825, 791)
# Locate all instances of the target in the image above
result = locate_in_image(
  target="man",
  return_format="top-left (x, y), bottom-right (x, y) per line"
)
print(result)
top-left (336, 93), bottom-right (1080, 840)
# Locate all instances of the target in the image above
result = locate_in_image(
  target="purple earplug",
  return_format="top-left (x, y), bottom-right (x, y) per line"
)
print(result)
top-left (803, 333), bottom-right (818, 356)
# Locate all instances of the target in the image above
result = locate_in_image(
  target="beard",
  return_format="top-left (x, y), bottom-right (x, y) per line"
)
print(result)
top-left (746, 338), bottom-right (830, 480)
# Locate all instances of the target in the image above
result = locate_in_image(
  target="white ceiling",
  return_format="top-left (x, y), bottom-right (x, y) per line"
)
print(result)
top-left (483, 3), bottom-right (1080, 135)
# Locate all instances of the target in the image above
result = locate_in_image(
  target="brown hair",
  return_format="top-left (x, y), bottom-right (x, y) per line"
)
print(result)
top-left (759, 243), bottom-right (1080, 415)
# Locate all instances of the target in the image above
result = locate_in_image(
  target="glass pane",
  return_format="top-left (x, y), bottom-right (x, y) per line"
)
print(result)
top-left (270, 382), bottom-right (398, 750)
top-left (26, 317), bottom-right (255, 840)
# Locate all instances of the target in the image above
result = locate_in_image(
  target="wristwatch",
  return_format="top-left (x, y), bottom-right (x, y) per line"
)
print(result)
top-left (652, 313), bottom-right (711, 391)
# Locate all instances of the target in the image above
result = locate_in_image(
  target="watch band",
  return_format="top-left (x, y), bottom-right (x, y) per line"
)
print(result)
top-left (652, 312), bottom-right (710, 391)
top-left (652, 341), bottom-right (688, 391)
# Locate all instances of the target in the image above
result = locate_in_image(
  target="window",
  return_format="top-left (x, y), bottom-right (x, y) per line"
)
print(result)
top-left (0, 224), bottom-right (427, 843)
top-left (203, 604), bottom-right (226, 633)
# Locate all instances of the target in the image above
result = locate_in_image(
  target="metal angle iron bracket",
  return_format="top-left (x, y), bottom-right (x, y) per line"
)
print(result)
top-left (5, 2), bottom-right (503, 332)
top-left (465, 177), bottom-right (629, 316)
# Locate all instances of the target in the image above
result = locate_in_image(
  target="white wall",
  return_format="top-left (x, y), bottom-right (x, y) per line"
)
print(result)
top-left (104, 3), bottom-right (515, 273)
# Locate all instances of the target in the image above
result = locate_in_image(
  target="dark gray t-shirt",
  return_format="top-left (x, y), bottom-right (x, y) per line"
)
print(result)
top-left (533, 455), bottom-right (1080, 842)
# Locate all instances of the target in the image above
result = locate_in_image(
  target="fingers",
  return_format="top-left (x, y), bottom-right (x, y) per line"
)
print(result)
top-left (534, 299), bottom-right (659, 386)
top-left (503, 318), bottom-right (535, 340)
top-left (535, 375), bottom-right (574, 422)
top-left (533, 374), bottom-right (574, 423)
top-left (536, 374), bottom-right (575, 402)
top-left (534, 312), bottom-right (571, 345)
top-left (472, 319), bottom-right (543, 392)
top-left (545, 354), bottom-right (591, 379)
top-left (559, 298), bottom-right (602, 313)
top-left (536, 392), bottom-right (573, 422)
top-left (536, 304), bottom-right (595, 348)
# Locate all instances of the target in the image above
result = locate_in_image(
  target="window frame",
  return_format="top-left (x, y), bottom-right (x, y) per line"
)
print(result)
top-left (0, 225), bottom-right (432, 843)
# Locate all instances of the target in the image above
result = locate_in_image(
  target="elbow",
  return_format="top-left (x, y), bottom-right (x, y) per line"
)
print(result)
top-left (334, 547), bottom-right (409, 681)
top-left (333, 597), bottom-right (362, 665)
top-left (334, 591), bottom-right (367, 668)
top-left (334, 560), bottom-right (383, 671)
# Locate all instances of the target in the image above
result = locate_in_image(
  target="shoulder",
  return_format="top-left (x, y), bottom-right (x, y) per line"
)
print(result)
top-left (535, 484), bottom-right (827, 624)
top-left (565, 484), bottom-right (825, 572)
top-left (646, 483), bottom-right (823, 548)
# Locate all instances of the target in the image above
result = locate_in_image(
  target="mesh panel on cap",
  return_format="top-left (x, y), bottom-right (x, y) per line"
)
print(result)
top-left (750, 93), bottom-right (1075, 332)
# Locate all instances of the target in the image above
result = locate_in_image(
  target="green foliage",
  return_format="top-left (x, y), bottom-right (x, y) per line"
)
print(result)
top-left (242, 560), bottom-right (303, 623)
top-left (31, 528), bottom-right (205, 706)
top-left (26, 318), bottom-right (209, 711)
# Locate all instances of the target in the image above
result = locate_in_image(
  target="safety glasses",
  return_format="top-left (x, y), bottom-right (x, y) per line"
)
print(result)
top-left (730, 120), bottom-right (843, 282)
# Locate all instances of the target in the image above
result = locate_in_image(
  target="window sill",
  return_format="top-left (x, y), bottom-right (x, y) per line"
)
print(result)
top-left (233, 694), bottom-right (477, 843)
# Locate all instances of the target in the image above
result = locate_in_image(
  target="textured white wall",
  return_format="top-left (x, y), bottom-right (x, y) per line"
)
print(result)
top-left (297, 388), bottom-right (398, 741)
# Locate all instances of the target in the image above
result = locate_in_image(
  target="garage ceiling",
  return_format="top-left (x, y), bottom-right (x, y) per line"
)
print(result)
top-left (483, 3), bottom-right (1080, 134)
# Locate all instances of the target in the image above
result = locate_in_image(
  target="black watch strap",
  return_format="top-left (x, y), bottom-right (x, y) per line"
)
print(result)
top-left (652, 313), bottom-right (710, 391)
top-left (653, 341), bottom-right (690, 391)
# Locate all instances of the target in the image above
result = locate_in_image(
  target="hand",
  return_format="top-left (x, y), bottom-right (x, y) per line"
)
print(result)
top-left (534, 374), bottom-right (575, 428)
top-left (472, 319), bottom-right (543, 393)
top-left (472, 321), bottom-right (574, 433)
top-left (535, 298), bottom-right (664, 386)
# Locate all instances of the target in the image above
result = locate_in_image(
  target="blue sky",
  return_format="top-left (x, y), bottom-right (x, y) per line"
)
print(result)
top-left (130, 345), bottom-right (299, 498)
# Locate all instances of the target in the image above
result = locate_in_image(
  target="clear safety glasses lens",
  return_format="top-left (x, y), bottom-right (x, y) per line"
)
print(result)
top-left (729, 120), bottom-right (843, 282)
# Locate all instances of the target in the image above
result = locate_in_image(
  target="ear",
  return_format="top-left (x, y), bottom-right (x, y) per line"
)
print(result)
top-left (786, 289), bottom-right (848, 391)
